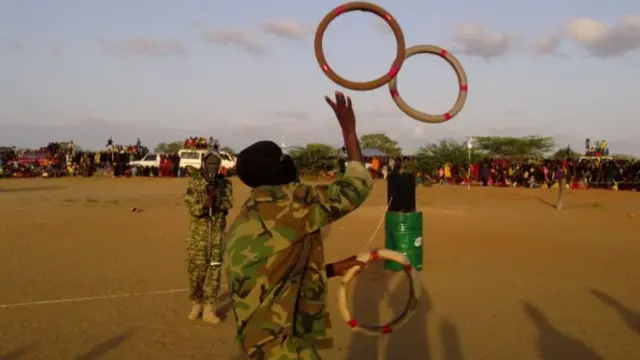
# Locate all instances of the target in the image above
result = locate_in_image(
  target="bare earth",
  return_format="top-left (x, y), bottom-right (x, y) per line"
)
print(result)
top-left (1, 178), bottom-right (639, 360)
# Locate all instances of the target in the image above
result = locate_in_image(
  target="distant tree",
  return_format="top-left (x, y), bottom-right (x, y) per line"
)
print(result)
top-left (220, 146), bottom-right (236, 155)
top-left (552, 147), bottom-right (581, 159)
top-left (414, 139), bottom-right (482, 174)
top-left (154, 141), bottom-right (183, 154)
top-left (610, 154), bottom-right (638, 161)
top-left (359, 133), bottom-right (402, 157)
top-left (289, 143), bottom-right (336, 175)
top-left (474, 136), bottom-right (554, 158)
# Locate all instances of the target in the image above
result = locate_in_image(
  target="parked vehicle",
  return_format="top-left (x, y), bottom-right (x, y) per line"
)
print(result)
top-left (15, 150), bottom-right (50, 166)
top-left (128, 153), bottom-right (164, 168)
top-left (178, 149), bottom-right (236, 174)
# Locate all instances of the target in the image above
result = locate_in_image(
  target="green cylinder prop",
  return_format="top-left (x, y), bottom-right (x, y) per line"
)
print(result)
top-left (384, 211), bottom-right (423, 272)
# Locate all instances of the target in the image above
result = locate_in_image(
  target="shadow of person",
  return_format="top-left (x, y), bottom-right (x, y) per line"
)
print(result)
top-left (75, 330), bottom-right (134, 360)
top-left (589, 288), bottom-right (640, 335)
top-left (532, 195), bottom-right (556, 209)
top-left (0, 344), bottom-right (37, 360)
top-left (440, 318), bottom-right (465, 360)
top-left (522, 301), bottom-right (603, 360)
top-left (384, 275), bottom-right (431, 360)
top-left (344, 260), bottom-right (389, 360)
top-left (344, 259), bottom-right (431, 360)
top-left (215, 291), bottom-right (233, 321)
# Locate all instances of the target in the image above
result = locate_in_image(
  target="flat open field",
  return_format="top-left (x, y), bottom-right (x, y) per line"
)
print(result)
top-left (1, 178), bottom-right (639, 360)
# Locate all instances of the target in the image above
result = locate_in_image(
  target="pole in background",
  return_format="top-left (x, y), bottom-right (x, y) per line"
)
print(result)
top-left (465, 137), bottom-right (474, 190)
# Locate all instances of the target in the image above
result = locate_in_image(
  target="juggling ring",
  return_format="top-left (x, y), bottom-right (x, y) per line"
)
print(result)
top-left (389, 45), bottom-right (469, 123)
top-left (315, 2), bottom-right (405, 91)
top-left (337, 248), bottom-right (420, 336)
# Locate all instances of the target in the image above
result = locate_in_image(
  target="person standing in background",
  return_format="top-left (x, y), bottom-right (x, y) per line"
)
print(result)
top-left (183, 151), bottom-right (233, 324)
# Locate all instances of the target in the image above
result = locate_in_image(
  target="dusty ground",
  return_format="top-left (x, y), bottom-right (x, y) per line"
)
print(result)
top-left (1, 178), bottom-right (639, 360)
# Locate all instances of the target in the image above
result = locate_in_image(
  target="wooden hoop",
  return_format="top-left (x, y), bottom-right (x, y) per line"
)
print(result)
top-left (388, 45), bottom-right (468, 123)
top-left (314, 2), bottom-right (406, 91)
top-left (337, 248), bottom-right (420, 336)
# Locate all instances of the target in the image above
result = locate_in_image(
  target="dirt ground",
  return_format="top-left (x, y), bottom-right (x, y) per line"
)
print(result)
top-left (1, 178), bottom-right (639, 360)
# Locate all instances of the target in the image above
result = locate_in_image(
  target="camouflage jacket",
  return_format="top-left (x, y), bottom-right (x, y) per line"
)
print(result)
top-left (184, 176), bottom-right (233, 226)
top-left (223, 161), bottom-right (373, 355)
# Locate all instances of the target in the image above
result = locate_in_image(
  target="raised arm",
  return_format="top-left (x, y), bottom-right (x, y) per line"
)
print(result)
top-left (306, 91), bottom-right (373, 231)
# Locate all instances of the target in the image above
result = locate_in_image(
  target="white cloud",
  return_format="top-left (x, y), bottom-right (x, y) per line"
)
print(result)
top-left (203, 28), bottom-right (265, 54)
top-left (261, 20), bottom-right (310, 40)
top-left (100, 38), bottom-right (187, 57)
top-left (565, 15), bottom-right (640, 57)
top-left (453, 22), bottom-right (518, 59)
top-left (532, 35), bottom-right (562, 56)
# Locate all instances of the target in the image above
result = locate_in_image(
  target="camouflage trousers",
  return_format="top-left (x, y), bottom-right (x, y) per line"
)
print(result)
top-left (246, 336), bottom-right (322, 360)
top-left (187, 219), bottom-right (225, 305)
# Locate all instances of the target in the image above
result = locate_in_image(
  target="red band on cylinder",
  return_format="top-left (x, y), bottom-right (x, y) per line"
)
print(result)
top-left (390, 89), bottom-right (399, 97)
top-left (382, 325), bottom-right (392, 334)
top-left (444, 113), bottom-right (452, 120)
top-left (460, 84), bottom-right (468, 92)
top-left (439, 49), bottom-right (448, 57)
top-left (334, 6), bottom-right (345, 15)
top-left (348, 319), bottom-right (358, 328)
top-left (371, 250), bottom-right (379, 261)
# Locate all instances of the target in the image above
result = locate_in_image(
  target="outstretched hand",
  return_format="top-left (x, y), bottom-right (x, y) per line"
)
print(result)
top-left (332, 255), bottom-right (366, 277)
top-left (325, 91), bottom-right (355, 132)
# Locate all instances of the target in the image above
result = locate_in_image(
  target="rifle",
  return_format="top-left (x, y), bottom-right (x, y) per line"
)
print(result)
top-left (206, 180), bottom-right (224, 267)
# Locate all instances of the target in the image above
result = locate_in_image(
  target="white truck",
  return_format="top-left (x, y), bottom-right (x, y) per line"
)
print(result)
top-left (178, 149), bottom-right (236, 174)
top-left (128, 153), bottom-right (164, 168)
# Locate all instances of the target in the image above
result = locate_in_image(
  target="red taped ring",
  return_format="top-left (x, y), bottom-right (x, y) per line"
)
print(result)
top-left (315, 3), bottom-right (406, 91)
top-left (382, 325), bottom-right (392, 334)
top-left (371, 250), bottom-right (379, 261)
top-left (403, 264), bottom-right (412, 272)
top-left (388, 66), bottom-right (399, 78)
top-left (387, 45), bottom-right (468, 123)
top-left (348, 319), bottom-right (358, 328)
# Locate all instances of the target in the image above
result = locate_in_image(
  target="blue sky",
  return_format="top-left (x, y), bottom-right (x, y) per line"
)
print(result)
top-left (1, 0), bottom-right (638, 154)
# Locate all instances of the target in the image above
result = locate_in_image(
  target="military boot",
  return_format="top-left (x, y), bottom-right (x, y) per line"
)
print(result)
top-left (202, 304), bottom-right (221, 324)
top-left (188, 302), bottom-right (203, 320)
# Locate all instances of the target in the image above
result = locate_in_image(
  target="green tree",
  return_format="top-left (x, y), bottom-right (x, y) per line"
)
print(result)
top-left (289, 143), bottom-right (336, 176)
top-left (552, 147), bottom-right (581, 159)
top-left (414, 139), bottom-right (481, 174)
top-left (359, 133), bottom-right (402, 157)
top-left (220, 146), bottom-right (235, 155)
top-left (154, 141), bottom-right (183, 154)
top-left (474, 136), bottom-right (554, 158)
top-left (610, 154), bottom-right (637, 161)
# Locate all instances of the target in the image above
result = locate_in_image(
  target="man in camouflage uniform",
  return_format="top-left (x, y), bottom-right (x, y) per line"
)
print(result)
top-left (184, 150), bottom-right (233, 324)
top-left (224, 92), bottom-right (372, 359)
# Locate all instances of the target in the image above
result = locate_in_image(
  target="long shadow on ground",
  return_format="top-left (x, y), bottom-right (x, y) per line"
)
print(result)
top-left (590, 288), bottom-right (640, 336)
top-left (345, 261), bottom-right (432, 360)
top-left (522, 301), bottom-right (603, 360)
top-left (75, 330), bottom-right (134, 360)
top-left (440, 318), bottom-right (466, 360)
top-left (0, 344), bottom-right (37, 360)
top-left (0, 185), bottom-right (67, 193)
